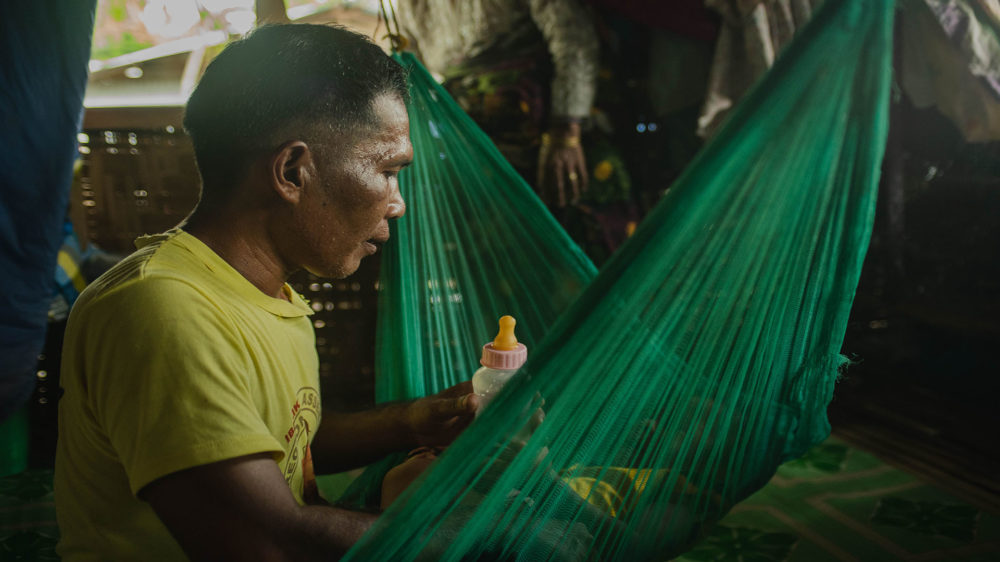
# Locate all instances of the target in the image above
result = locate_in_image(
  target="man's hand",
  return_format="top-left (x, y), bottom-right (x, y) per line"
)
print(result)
top-left (311, 381), bottom-right (478, 473)
top-left (405, 381), bottom-right (480, 448)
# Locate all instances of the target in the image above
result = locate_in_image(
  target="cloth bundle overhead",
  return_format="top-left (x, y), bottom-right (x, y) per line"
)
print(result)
top-left (345, 0), bottom-right (894, 559)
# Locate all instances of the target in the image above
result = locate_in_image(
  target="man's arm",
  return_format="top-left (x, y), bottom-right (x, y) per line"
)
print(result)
top-left (310, 381), bottom-right (479, 473)
top-left (140, 453), bottom-right (376, 561)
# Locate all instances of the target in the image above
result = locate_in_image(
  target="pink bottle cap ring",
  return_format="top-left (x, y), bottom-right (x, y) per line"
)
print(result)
top-left (480, 342), bottom-right (527, 370)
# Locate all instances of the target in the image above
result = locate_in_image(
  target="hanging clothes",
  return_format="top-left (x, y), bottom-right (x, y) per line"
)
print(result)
top-left (698, 0), bottom-right (823, 138)
top-left (394, 0), bottom-right (598, 122)
top-left (921, 0), bottom-right (1000, 98)
top-left (901, 0), bottom-right (1000, 141)
top-left (700, 0), bottom-right (1000, 142)
top-left (0, 1), bottom-right (96, 421)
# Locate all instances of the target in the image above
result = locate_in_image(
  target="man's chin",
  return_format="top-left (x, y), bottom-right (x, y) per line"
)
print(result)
top-left (303, 250), bottom-right (369, 280)
top-left (304, 263), bottom-right (356, 281)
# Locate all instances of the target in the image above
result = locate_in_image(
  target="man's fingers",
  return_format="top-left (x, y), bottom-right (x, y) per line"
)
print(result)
top-left (462, 393), bottom-right (480, 414)
top-left (436, 381), bottom-right (473, 399)
top-left (429, 394), bottom-right (478, 419)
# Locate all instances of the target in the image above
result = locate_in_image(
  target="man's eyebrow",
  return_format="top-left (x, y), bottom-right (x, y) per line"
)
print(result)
top-left (384, 155), bottom-right (412, 168)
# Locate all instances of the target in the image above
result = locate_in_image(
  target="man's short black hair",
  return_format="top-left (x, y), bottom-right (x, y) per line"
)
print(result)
top-left (183, 24), bottom-right (409, 205)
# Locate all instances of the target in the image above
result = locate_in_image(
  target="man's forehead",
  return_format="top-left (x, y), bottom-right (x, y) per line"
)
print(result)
top-left (301, 94), bottom-right (409, 160)
top-left (363, 138), bottom-right (412, 164)
top-left (356, 120), bottom-right (410, 156)
top-left (309, 120), bottom-right (404, 152)
top-left (362, 97), bottom-right (412, 159)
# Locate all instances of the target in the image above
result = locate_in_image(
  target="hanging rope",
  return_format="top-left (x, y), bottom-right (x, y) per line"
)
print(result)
top-left (378, 0), bottom-right (408, 52)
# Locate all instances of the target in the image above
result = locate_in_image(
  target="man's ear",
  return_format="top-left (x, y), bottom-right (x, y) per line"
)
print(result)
top-left (270, 140), bottom-right (313, 204)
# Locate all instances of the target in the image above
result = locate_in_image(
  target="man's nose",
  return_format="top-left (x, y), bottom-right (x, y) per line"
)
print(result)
top-left (387, 187), bottom-right (406, 219)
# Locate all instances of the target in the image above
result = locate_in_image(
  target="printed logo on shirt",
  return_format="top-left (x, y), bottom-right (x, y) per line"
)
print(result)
top-left (281, 386), bottom-right (320, 501)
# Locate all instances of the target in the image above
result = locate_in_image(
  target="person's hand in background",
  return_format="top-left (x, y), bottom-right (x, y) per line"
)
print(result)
top-left (538, 121), bottom-right (588, 207)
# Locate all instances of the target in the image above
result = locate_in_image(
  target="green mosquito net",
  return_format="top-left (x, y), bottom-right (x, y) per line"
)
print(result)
top-left (342, 0), bottom-right (893, 559)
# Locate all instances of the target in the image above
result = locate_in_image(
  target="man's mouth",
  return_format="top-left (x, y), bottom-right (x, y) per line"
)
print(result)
top-left (364, 238), bottom-right (387, 253)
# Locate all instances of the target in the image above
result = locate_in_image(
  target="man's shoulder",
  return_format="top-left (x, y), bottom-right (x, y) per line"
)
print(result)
top-left (72, 231), bottom-right (213, 317)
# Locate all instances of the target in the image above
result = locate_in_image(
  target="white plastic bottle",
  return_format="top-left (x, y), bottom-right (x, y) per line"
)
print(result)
top-left (471, 315), bottom-right (527, 414)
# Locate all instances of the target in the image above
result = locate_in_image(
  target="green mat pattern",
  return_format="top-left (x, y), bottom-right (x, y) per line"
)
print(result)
top-left (678, 438), bottom-right (1000, 561)
top-left (2, 438), bottom-right (996, 560)
top-left (0, 469), bottom-right (58, 561)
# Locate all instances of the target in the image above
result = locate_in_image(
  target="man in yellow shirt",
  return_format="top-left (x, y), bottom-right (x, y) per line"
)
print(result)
top-left (55, 24), bottom-right (479, 560)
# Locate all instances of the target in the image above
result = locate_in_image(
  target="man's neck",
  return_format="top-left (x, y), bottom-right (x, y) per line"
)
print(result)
top-left (183, 212), bottom-right (293, 301)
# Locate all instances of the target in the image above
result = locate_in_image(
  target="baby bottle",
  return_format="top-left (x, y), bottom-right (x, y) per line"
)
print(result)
top-left (471, 315), bottom-right (527, 414)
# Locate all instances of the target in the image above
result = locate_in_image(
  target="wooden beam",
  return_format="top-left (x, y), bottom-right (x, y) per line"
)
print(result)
top-left (82, 106), bottom-right (185, 131)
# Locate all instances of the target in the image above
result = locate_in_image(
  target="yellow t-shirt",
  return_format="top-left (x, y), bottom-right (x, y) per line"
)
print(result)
top-left (55, 230), bottom-right (321, 561)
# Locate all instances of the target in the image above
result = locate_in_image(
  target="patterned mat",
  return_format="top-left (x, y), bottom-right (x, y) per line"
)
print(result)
top-left (2, 438), bottom-right (997, 560)
top-left (678, 438), bottom-right (1000, 561)
top-left (0, 469), bottom-right (58, 560)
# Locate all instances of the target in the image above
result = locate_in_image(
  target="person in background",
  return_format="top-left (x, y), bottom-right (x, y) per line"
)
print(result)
top-left (54, 24), bottom-right (481, 561)
top-left (393, 0), bottom-right (599, 210)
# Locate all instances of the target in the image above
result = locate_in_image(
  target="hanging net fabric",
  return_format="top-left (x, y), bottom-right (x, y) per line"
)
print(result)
top-left (334, 37), bottom-right (599, 509)
top-left (372, 63), bottom-right (598, 405)
top-left (343, 0), bottom-right (893, 559)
